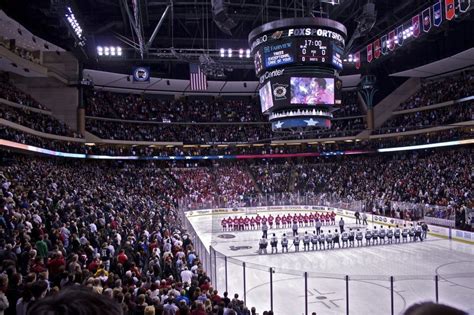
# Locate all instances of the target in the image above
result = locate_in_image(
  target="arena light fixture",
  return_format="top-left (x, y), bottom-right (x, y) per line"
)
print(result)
top-left (246, 49), bottom-right (251, 58)
top-left (65, 7), bottom-right (84, 41)
top-left (228, 48), bottom-right (232, 57)
top-left (239, 49), bottom-right (244, 58)
top-left (220, 48), bottom-right (225, 57)
top-left (97, 46), bottom-right (122, 57)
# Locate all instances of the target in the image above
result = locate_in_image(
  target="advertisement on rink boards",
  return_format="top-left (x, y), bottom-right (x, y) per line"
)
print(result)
top-left (185, 205), bottom-right (334, 217)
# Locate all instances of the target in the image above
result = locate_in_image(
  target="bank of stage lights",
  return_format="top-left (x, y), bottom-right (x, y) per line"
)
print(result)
top-left (220, 48), bottom-right (251, 58)
top-left (65, 7), bottom-right (83, 40)
top-left (97, 46), bottom-right (122, 57)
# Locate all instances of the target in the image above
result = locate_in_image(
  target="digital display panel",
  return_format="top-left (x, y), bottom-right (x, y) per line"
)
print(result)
top-left (297, 38), bottom-right (330, 63)
top-left (332, 43), bottom-right (343, 70)
top-left (263, 41), bottom-right (295, 68)
top-left (254, 50), bottom-right (263, 74)
top-left (259, 81), bottom-right (274, 113)
top-left (290, 77), bottom-right (335, 105)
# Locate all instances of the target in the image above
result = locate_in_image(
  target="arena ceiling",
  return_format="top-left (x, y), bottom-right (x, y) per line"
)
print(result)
top-left (2, 0), bottom-right (473, 80)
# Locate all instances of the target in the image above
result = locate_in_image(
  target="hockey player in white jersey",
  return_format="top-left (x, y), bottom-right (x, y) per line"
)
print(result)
top-left (270, 233), bottom-right (278, 253)
top-left (379, 226), bottom-right (386, 244)
top-left (326, 230), bottom-right (333, 249)
top-left (258, 235), bottom-right (268, 254)
top-left (372, 226), bottom-right (379, 245)
top-left (414, 223), bottom-right (423, 242)
top-left (303, 231), bottom-right (311, 251)
top-left (294, 233), bottom-right (301, 252)
top-left (281, 233), bottom-right (289, 252)
top-left (387, 226), bottom-right (394, 244)
top-left (394, 225), bottom-right (401, 243)
top-left (318, 231), bottom-right (325, 250)
top-left (409, 224), bottom-right (415, 242)
top-left (365, 228), bottom-right (372, 246)
top-left (311, 231), bottom-right (318, 250)
top-left (348, 228), bottom-right (355, 247)
top-left (356, 229), bottom-right (363, 247)
top-left (402, 224), bottom-right (409, 243)
top-left (341, 230), bottom-right (349, 248)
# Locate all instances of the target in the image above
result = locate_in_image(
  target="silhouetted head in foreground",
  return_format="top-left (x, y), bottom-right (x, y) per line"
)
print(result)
top-left (403, 302), bottom-right (467, 315)
top-left (27, 286), bottom-right (123, 315)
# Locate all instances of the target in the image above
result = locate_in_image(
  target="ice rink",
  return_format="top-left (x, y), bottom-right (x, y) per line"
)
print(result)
top-left (187, 210), bottom-right (474, 315)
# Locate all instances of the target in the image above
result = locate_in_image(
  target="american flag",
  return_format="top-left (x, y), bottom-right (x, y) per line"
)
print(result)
top-left (189, 64), bottom-right (207, 91)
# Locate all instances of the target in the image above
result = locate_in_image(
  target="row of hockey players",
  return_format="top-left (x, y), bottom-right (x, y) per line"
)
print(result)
top-left (258, 223), bottom-right (428, 254)
top-left (221, 212), bottom-right (347, 231)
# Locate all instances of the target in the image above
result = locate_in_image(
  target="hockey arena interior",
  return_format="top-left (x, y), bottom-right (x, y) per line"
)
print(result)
top-left (0, 0), bottom-right (473, 314)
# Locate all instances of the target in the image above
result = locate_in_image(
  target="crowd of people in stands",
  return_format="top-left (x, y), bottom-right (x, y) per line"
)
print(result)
top-left (333, 91), bottom-right (364, 117)
top-left (1, 105), bottom-right (82, 138)
top-left (250, 162), bottom-right (294, 194)
top-left (85, 117), bottom-right (366, 143)
top-left (0, 77), bottom-right (46, 110)
top-left (85, 90), bottom-right (363, 123)
top-left (86, 90), bottom-right (264, 123)
top-left (1, 124), bottom-right (472, 158)
top-left (291, 148), bottom-right (472, 221)
top-left (376, 102), bottom-right (473, 134)
top-left (170, 166), bottom-right (257, 209)
top-left (0, 157), bottom-right (258, 315)
top-left (398, 72), bottom-right (474, 110)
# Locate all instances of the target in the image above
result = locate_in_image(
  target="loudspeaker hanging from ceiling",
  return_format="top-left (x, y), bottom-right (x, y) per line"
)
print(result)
top-left (211, 0), bottom-right (237, 35)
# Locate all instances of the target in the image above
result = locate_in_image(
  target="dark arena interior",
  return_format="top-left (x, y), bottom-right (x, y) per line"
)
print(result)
top-left (0, 0), bottom-right (473, 314)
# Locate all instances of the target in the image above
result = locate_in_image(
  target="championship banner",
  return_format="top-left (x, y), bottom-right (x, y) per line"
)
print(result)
top-left (355, 51), bottom-right (361, 69)
top-left (367, 43), bottom-right (373, 63)
top-left (445, 0), bottom-right (455, 20)
top-left (374, 39), bottom-right (381, 59)
top-left (132, 66), bottom-right (150, 82)
top-left (459, 0), bottom-right (471, 13)
top-left (381, 35), bottom-right (388, 55)
top-left (412, 14), bottom-right (421, 37)
top-left (433, 1), bottom-right (443, 26)
top-left (422, 8), bottom-right (432, 32)
top-left (388, 30), bottom-right (396, 51)
top-left (396, 25), bottom-right (404, 46)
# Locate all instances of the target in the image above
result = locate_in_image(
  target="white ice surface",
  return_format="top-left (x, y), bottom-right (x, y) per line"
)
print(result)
top-left (187, 212), bottom-right (474, 315)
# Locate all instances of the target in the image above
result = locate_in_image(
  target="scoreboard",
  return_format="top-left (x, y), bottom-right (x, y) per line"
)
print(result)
top-left (254, 38), bottom-right (343, 76)
top-left (249, 17), bottom-right (347, 131)
top-left (249, 18), bottom-right (347, 77)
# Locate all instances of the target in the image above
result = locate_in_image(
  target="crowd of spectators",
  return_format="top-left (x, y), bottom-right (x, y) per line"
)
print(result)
top-left (86, 120), bottom-right (272, 144)
top-left (376, 102), bottom-right (473, 134)
top-left (85, 117), bottom-right (365, 143)
top-left (293, 148), bottom-right (472, 220)
top-left (249, 162), bottom-right (294, 194)
top-left (1, 124), bottom-right (472, 157)
top-left (86, 90), bottom-right (264, 123)
top-left (333, 91), bottom-right (364, 117)
top-left (398, 72), bottom-right (474, 110)
top-left (1, 105), bottom-right (82, 138)
top-left (0, 77), bottom-right (46, 110)
top-left (0, 157), bottom-right (260, 315)
top-left (170, 166), bottom-right (257, 209)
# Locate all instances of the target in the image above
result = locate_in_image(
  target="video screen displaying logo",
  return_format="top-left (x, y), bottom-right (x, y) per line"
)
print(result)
top-left (133, 67), bottom-right (150, 82)
top-left (259, 81), bottom-right (274, 113)
top-left (290, 77), bottom-right (334, 105)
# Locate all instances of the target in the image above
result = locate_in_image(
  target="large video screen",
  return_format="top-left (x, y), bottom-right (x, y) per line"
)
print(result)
top-left (290, 77), bottom-right (334, 105)
top-left (259, 81), bottom-right (274, 113)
